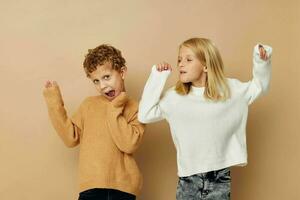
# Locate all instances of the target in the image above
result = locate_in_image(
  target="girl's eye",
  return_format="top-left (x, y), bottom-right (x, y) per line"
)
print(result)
top-left (178, 60), bottom-right (181, 63)
top-left (187, 59), bottom-right (192, 62)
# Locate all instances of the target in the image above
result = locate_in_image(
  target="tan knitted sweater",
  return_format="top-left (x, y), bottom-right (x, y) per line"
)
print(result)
top-left (43, 86), bottom-right (145, 196)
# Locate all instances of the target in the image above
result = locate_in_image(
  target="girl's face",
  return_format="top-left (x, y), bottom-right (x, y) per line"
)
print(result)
top-left (177, 46), bottom-right (207, 86)
top-left (89, 62), bottom-right (126, 101)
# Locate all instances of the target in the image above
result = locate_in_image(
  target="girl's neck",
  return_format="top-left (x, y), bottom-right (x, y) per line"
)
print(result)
top-left (192, 73), bottom-right (207, 87)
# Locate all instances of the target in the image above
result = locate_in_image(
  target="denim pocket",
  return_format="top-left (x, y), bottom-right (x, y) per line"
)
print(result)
top-left (216, 168), bottom-right (231, 183)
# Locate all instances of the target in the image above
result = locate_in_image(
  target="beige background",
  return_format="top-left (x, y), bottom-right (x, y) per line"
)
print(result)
top-left (1, 0), bottom-right (299, 199)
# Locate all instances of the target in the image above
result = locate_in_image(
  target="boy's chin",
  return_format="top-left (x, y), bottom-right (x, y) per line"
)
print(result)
top-left (103, 94), bottom-right (116, 101)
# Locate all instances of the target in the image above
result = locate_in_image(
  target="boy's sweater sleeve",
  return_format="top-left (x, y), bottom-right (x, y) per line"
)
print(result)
top-left (106, 92), bottom-right (145, 154)
top-left (245, 44), bottom-right (272, 105)
top-left (138, 65), bottom-right (171, 123)
top-left (43, 86), bottom-right (82, 148)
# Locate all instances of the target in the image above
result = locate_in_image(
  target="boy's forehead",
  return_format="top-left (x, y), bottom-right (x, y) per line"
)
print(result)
top-left (89, 62), bottom-right (113, 78)
top-left (98, 62), bottom-right (113, 71)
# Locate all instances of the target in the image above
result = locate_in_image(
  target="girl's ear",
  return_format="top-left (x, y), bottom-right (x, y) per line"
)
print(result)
top-left (120, 67), bottom-right (127, 80)
top-left (203, 66), bottom-right (208, 72)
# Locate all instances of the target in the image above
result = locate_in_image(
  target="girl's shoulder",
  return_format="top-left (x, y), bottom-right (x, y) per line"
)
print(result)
top-left (162, 86), bottom-right (177, 98)
top-left (227, 77), bottom-right (250, 88)
top-left (226, 78), bottom-right (252, 97)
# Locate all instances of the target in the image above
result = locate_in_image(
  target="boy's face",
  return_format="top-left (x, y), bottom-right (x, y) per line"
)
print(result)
top-left (89, 62), bottom-right (126, 101)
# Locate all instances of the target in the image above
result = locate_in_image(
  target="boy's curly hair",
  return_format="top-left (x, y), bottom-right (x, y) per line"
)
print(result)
top-left (83, 44), bottom-right (126, 77)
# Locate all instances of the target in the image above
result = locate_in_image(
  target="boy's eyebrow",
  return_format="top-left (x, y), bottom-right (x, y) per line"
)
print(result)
top-left (101, 73), bottom-right (110, 77)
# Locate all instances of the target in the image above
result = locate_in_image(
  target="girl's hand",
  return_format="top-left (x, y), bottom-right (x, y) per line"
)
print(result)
top-left (156, 62), bottom-right (172, 72)
top-left (45, 80), bottom-right (58, 89)
top-left (258, 44), bottom-right (268, 61)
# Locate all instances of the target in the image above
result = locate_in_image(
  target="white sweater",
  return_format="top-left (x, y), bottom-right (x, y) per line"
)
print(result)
top-left (138, 44), bottom-right (272, 177)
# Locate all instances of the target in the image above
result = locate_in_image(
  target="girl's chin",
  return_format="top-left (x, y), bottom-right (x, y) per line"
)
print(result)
top-left (179, 78), bottom-right (190, 83)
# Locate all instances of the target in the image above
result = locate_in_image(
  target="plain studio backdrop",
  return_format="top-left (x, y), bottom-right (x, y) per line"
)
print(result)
top-left (0, 0), bottom-right (299, 199)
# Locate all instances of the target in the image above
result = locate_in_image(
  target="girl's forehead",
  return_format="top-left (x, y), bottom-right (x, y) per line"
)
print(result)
top-left (179, 46), bottom-right (195, 57)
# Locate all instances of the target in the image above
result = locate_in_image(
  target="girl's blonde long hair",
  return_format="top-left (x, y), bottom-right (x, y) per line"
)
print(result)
top-left (175, 38), bottom-right (230, 101)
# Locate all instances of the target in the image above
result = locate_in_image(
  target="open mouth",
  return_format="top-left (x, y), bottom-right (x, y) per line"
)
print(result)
top-left (105, 90), bottom-right (116, 98)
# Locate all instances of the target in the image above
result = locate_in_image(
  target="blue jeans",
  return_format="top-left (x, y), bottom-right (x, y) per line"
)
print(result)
top-left (78, 188), bottom-right (136, 200)
top-left (176, 168), bottom-right (231, 200)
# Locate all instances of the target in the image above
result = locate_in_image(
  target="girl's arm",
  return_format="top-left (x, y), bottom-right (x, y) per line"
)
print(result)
top-left (138, 64), bottom-right (171, 123)
top-left (106, 92), bottom-right (145, 154)
top-left (245, 44), bottom-right (272, 105)
top-left (43, 81), bottom-right (81, 147)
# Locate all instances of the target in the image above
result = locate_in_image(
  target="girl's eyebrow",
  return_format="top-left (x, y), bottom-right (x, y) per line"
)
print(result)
top-left (179, 54), bottom-right (194, 58)
top-left (185, 54), bottom-right (194, 57)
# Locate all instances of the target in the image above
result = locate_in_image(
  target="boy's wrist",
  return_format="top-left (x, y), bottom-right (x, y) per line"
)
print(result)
top-left (43, 86), bottom-right (64, 106)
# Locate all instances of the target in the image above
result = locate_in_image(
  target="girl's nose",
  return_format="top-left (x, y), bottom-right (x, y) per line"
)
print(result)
top-left (178, 61), bottom-right (185, 68)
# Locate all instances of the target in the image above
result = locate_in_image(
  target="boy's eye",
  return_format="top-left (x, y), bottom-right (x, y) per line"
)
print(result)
top-left (93, 79), bottom-right (99, 84)
top-left (103, 75), bottom-right (110, 80)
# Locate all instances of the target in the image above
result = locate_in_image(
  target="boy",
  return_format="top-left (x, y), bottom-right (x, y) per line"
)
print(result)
top-left (43, 44), bottom-right (144, 200)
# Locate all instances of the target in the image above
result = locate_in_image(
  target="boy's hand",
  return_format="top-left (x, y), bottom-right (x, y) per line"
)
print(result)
top-left (156, 62), bottom-right (172, 72)
top-left (43, 80), bottom-right (63, 106)
top-left (45, 80), bottom-right (58, 89)
top-left (258, 44), bottom-right (268, 61)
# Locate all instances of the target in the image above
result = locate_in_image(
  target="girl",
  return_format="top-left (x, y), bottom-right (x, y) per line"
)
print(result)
top-left (138, 38), bottom-right (272, 200)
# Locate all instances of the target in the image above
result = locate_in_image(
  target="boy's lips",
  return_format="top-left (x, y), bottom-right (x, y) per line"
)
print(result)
top-left (105, 90), bottom-right (116, 97)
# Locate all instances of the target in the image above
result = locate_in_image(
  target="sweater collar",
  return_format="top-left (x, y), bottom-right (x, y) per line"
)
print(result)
top-left (190, 85), bottom-right (205, 96)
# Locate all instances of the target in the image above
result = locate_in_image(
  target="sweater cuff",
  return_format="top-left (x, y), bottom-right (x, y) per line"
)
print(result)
top-left (151, 65), bottom-right (171, 77)
top-left (43, 86), bottom-right (64, 107)
top-left (253, 44), bottom-right (273, 63)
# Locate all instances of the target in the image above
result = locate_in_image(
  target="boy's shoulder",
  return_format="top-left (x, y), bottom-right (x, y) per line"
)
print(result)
top-left (123, 95), bottom-right (139, 121)
top-left (77, 95), bottom-right (102, 110)
top-left (126, 96), bottom-right (139, 110)
top-left (81, 95), bottom-right (99, 104)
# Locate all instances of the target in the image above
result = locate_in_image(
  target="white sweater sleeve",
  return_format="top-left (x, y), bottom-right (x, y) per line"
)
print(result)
top-left (138, 65), bottom-right (171, 123)
top-left (245, 44), bottom-right (272, 105)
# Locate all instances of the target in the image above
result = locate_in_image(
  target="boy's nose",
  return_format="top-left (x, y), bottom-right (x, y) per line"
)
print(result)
top-left (100, 84), bottom-right (105, 89)
top-left (100, 81), bottom-right (107, 89)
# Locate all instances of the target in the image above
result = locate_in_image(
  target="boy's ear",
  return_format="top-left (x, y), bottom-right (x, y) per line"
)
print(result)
top-left (120, 67), bottom-right (127, 80)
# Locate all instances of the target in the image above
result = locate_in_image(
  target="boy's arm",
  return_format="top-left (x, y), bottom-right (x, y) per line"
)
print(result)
top-left (138, 65), bottom-right (171, 123)
top-left (106, 92), bottom-right (145, 154)
top-left (245, 44), bottom-right (273, 105)
top-left (43, 85), bottom-right (81, 148)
